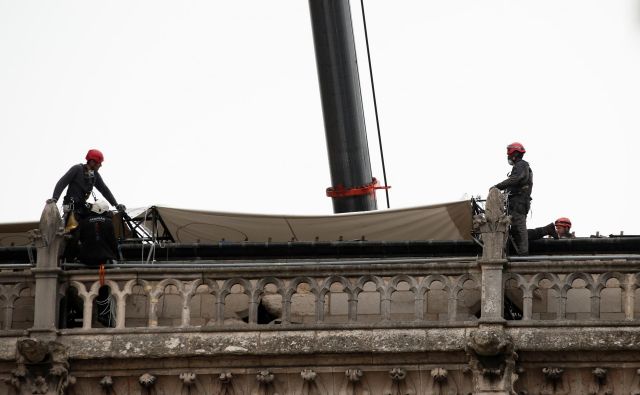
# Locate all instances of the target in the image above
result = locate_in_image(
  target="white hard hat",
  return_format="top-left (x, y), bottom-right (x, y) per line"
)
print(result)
top-left (90, 200), bottom-right (110, 214)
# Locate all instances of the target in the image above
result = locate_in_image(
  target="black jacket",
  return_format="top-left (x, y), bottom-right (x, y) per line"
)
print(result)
top-left (52, 164), bottom-right (117, 206)
top-left (77, 213), bottom-right (118, 265)
top-left (495, 159), bottom-right (533, 198)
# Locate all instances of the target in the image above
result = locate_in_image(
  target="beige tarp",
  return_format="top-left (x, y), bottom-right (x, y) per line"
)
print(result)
top-left (0, 222), bottom-right (38, 247)
top-left (151, 200), bottom-right (472, 243)
top-left (0, 201), bottom-right (472, 246)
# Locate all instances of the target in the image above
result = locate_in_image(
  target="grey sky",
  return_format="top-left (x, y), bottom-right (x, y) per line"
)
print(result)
top-left (1, 1), bottom-right (639, 236)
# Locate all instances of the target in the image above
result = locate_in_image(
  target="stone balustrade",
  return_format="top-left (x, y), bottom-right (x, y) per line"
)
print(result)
top-left (505, 259), bottom-right (640, 322)
top-left (60, 259), bottom-right (481, 330)
top-left (3, 257), bottom-right (640, 334)
top-left (0, 271), bottom-right (35, 331)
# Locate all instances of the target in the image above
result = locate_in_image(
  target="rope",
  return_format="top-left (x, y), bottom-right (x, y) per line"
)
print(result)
top-left (359, 0), bottom-right (390, 209)
top-left (97, 263), bottom-right (116, 327)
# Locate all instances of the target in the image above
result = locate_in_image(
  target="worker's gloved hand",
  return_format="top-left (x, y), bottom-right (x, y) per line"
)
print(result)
top-left (46, 198), bottom-right (57, 204)
top-left (116, 204), bottom-right (126, 213)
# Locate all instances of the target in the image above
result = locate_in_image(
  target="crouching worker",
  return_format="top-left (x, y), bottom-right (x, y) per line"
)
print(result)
top-left (77, 200), bottom-right (118, 327)
top-left (529, 217), bottom-right (574, 240)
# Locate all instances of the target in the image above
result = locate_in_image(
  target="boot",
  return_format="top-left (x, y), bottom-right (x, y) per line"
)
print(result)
top-left (544, 223), bottom-right (559, 239)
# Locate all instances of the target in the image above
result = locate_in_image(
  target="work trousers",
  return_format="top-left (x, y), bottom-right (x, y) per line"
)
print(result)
top-left (508, 196), bottom-right (530, 255)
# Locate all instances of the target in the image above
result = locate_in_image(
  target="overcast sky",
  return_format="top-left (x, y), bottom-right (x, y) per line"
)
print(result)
top-left (1, 0), bottom-right (639, 236)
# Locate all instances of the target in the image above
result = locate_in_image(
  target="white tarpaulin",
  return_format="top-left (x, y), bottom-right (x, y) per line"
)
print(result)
top-left (150, 200), bottom-right (472, 243)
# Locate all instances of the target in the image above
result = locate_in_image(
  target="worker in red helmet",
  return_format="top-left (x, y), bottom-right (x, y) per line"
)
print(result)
top-left (493, 142), bottom-right (533, 255)
top-left (554, 217), bottom-right (575, 239)
top-left (528, 217), bottom-right (575, 240)
top-left (47, 149), bottom-right (126, 222)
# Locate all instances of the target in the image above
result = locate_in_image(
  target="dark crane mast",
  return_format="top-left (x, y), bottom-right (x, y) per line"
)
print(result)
top-left (308, 0), bottom-right (379, 214)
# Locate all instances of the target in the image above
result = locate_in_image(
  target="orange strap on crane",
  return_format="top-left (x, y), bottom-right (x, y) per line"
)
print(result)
top-left (326, 177), bottom-right (390, 198)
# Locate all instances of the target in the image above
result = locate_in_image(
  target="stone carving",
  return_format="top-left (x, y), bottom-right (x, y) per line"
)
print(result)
top-left (588, 368), bottom-right (613, 395)
top-left (466, 327), bottom-right (518, 394)
top-left (339, 369), bottom-right (370, 395)
top-left (100, 376), bottom-right (113, 388)
top-left (253, 370), bottom-right (281, 395)
top-left (630, 368), bottom-right (640, 395)
top-left (139, 373), bottom-right (157, 395)
top-left (429, 368), bottom-right (459, 395)
top-left (213, 372), bottom-right (238, 395)
top-left (180, 372), bottom-right (196, 386)
top-left (473, 187), bottom-right (511, 260)
top-left (30, 203), bottom-right (66, 268)
top-left (139, 373), bottom-right (156, 387)
top-left (383, 368), bottom-right (415, 395)
top-left (100, 376), bottom-right (114, 395)
top-left (299, 369), bottom-right (327, 395)
top-left (2, 338), bottom-right (74, 395)
top-left (540, 367), bottom-right (569, 395)
top-left (180, 372), bottom-right (205, 395)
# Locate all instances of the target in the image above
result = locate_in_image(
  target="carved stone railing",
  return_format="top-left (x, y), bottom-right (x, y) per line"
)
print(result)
top-left (504, 259), bottom-right (640, 322)
top-left (0, 271), bottom-right (35, 332)
top-left (61, 260), bottom-right (481, 330)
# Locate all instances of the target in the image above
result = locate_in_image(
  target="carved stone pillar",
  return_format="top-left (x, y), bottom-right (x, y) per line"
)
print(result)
top-left (465, 326), bottom-right (519, 394)
top-left (474, 188), bottom-right (510, 323)
top-left (479, 261), bottom-right (506, 323)
top-left (2, 338), bottom-right (74, 395)
top-left (30, 203), bottom-right (66, 333)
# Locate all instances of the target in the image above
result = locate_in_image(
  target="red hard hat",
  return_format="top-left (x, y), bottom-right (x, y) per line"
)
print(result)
top-left (85, 149), bottom-right (104, 164)
top-left (555, 217), bottom-right (572, 228)
top-left (507, 142), bottom-right (526, 156)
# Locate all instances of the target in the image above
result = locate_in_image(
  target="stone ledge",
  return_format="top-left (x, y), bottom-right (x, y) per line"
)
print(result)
top-left (63, 326), bottom-right (640, 359)
top-left (510, 326), bottom-right (640, 351)
top-left (4, 326), bottom-right (640, 362)
top-left (58, 328), bottom-right (469, 360)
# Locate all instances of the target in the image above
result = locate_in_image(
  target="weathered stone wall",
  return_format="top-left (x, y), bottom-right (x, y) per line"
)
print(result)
top-left (4, 326), bottom-right (640, 394)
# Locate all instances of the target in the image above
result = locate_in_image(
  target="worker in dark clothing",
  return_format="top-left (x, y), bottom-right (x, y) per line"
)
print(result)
top-left (46, 149), bottom-right (126, 223)
top-left (76, 200), bottom-right (118, 266)
top-left (529, 217), bottom-right (575, 240)
top-left (494, 142), bottom-right (533, 255)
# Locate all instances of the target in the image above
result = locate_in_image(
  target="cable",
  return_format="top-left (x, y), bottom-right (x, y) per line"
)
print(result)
top-left (359, 0), bottom-right (390, 209)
